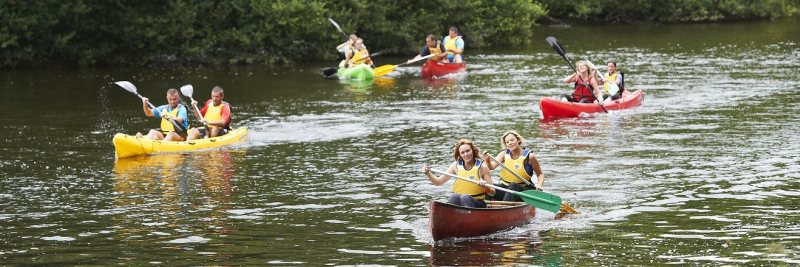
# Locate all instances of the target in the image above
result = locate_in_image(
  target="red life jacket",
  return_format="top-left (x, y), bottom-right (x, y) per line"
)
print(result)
top-left (572, 77), bottom-right (597, 102)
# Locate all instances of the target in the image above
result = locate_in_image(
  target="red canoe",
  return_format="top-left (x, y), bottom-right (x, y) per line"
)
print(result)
top-left (421, 60), bottom-right (466, 77)
top-left (429, 200), bottom-right (536, 241)
top-left (539, 89), bottom-right (644, 119)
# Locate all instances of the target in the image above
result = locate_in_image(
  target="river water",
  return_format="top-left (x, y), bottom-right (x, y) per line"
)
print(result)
top-left (0, 18), bottom-right (798, 265)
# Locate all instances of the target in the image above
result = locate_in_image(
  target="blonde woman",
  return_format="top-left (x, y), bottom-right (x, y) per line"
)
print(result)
top-left (484, 131), bottom-right (544, 202)
top-left (561, 60), bottom-right (604, 106)
top-left (422, 139), bottom-right (495, 208)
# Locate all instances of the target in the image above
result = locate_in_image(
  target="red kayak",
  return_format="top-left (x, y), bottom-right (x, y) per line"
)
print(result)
top-left (421, 60), bottom-right (466, 77)
top-left (539, 89), bottom-right (644, 119)
top-left (429, 200), bottom-right (536, 241)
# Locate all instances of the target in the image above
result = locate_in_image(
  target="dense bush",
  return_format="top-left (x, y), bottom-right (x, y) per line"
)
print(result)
top-left (0, 0), bottom-right (546, 67)
top-left (540, 0), bottom-right (799, 23)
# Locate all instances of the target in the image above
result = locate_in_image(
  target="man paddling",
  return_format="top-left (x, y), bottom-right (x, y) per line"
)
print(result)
top-left (408, 34), bottom-right (447, 64)
top-left (136, 88), bottom-right (188, 141)
top-left (186, 86), bottom-right (231, 140)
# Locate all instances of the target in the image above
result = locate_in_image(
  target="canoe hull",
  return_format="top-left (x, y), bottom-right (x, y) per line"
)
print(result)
top-left (337, 61), bottom-right (375, 80)
top-left (421, 60), bottom-right (466, 78)
top-left (429, 200), bottom-right (536, 241)
top-left (539, 89), bottom-right (644, 119)
top-left (113, 127), bottom-right (249, 158)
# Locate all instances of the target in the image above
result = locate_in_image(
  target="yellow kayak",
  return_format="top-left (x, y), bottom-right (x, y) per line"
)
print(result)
top-left (113, 127), bottom-right (248, 158)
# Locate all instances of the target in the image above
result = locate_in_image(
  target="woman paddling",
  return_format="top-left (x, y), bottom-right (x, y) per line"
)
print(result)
top-left (484, 131), bottom-right (545, 202)
top-left (422, 139), bottom-right (495, 208)
top-left (560, 60), bottom-right (604, 107)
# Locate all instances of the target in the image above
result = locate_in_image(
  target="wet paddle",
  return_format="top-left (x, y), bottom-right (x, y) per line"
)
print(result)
top-left (484, 153), bottom-right (579, 214)
top-left (374, 54), bottom-right (435, 77)
top-left (179, 84), bottom-right (212, 135)
top-left (546, 37), bottom-right (608, 113)
top-left (430, 169), bottom-right (562, 213)
top-left (115, 81), bottom-right (187, 134)
top-left (322, 51), bottom-right (385, 77)
top-left (328, 18), bottom-right (350, 40)
top-left (585, 58), bottom-right (619, 96)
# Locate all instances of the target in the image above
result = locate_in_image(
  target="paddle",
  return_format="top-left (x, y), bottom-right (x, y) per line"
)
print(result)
top-left (322, 51), bottom-right (385, 77)
top-left (328, 18), bottom-right (350, 40)
top-left (545, 37), bottom-right (608, 113)
top-left (430, 169), bottom-right (562, 213)
top-left (484, 153), bottom-right (579, 214)
top-left (179, 84), bottom-right (212, 136)
top-left (115, 81), bottom-right (187, 134)
top-left (585, 58), bottom-right (619, 96)
top-left (374, 54), bottom-right (436, 77)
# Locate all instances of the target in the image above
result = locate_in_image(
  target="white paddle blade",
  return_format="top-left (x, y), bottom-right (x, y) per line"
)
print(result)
top-left (584, 58), bottom-right (597, 70)
top-left (180, 84), bottom-right (194, 98)
top-left (115, 81), bottom-right (137, 94)
top-left (608, 82), bottom-right (620, 96)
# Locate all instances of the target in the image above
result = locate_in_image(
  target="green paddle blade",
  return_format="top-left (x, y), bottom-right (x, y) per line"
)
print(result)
top-left (513, 190), bottom-right (562, 213)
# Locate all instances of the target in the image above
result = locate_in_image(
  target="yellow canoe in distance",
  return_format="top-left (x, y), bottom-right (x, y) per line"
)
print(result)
top-left (113, 127), bottom-right (248, 158)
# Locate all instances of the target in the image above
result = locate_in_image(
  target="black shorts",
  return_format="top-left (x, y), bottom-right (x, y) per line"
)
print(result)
top-left (197, 128), bottom-right (228, 138)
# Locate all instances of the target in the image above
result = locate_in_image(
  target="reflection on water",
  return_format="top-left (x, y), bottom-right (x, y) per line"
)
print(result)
top-left (430, 233), bottom-right (558, 266)
top-left (110, 150), bottom-right (241, 261)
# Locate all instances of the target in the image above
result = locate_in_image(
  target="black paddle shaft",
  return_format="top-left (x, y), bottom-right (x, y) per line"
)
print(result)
top-left (546, 37), bottom-right (608, 113)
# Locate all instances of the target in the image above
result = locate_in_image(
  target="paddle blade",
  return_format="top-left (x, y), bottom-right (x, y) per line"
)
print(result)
top-left (608, 82), bottom-right (620, 96)
top-left (545, 36), bottom-right (566, 58)
top-left (513, 190), bottom-right (562, 213)
top-left (323, 67), bottom-right (337, 77)
top-left (115, 81), bottom-right (137, 94)
top-left (179, 84), bottom-right (194, 98)
top-left (560, 203), bottom-right (580, 214)
top-left (373, 64), bottom-right (397, 77)
top-left (328, 18), bottom-right (349, 39)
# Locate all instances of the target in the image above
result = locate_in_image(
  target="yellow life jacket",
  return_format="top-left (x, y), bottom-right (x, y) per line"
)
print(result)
top-left (452, 159), bottom-right (485, 200)
top-left (429, 41), bottom-right (445, 61)
top-left (159, 105), bottom-right (186, 133)
top-left (203, 101), bottom-right (229, 130)
top-left (499, 148), bottom-right (532, 186)
top-left (444, 36), bottom-right (462, 56)
top-left (604, 72), bottom-right (618, 94)
top-left (350, 49), bottom-right (369, 65)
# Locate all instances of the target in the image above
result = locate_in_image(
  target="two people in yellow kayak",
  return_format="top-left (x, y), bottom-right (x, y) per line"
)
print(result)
top-left (138, 86), bottom-right (231, 141)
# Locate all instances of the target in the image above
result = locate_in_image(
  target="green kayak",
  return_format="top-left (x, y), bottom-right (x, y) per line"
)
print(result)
top-left (337, 60), bottom-right (375, 80)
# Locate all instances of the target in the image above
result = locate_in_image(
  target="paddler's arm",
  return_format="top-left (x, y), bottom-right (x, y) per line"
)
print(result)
top-left (142, 97), bottom-right (155, 117)
top-left (423, 162), bottom-right (456, 186)
top-left (528, 153), bottom-right (544, 190)
top-left (478, 163), bottom-right (495, 196)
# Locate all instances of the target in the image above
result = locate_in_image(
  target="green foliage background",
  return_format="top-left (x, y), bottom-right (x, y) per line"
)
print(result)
top-left (0, 0), bottom-right (796, 67)
top-left (540, 0), bottom-right (799, 23)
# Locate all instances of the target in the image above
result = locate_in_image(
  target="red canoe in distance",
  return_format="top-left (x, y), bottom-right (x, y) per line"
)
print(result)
top-left (421, 59), bottom-right (466, 78)
top-left (429, 200), bottom-right (536, 241)
top-left (539, 89), bottom-right (644, 119)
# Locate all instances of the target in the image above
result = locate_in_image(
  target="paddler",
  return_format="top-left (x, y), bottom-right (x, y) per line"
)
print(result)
top-left (422, 139), bottom-right (495, 208)
top-left (407, 34), bottom-right (447, 64)
top-left (483, 130), bottom-right (545, 202)
top-left (136, 88), bottom-right (188, 141)
top-left (442, 27), bottom-right (464, 63)
top-left (186, 86), bottom-right (231, 140)
top-left (344, 38), bottom-right (374, 68)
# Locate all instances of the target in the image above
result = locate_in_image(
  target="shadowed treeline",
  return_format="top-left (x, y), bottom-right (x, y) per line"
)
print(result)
top-left (0, 0), bottom-right (796, 67)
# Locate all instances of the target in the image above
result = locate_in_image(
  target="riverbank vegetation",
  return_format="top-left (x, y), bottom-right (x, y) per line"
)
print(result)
top-left (0, 0), bottom-right (796, 67)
